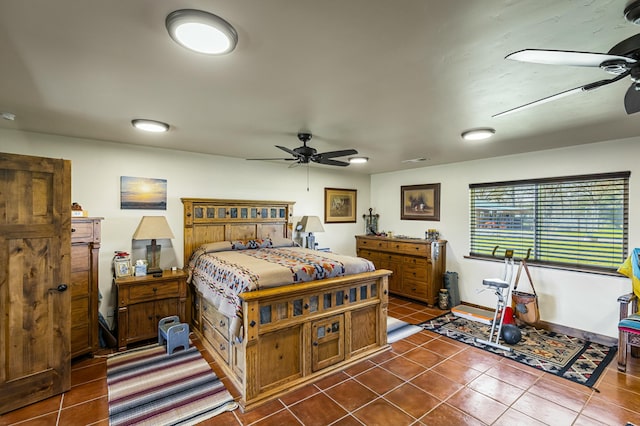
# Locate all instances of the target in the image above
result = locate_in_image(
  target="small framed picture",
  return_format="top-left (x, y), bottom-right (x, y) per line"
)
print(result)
top-left (324, 188), bottom-right (357, 223)
top-left (114, 259), bottom-right (132, 278)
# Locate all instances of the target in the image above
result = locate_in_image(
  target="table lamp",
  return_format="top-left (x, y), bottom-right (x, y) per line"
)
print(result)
top-left (132, 216), bottom-right (175, 274)
top-left (298, 215), bottom-right (324, 249)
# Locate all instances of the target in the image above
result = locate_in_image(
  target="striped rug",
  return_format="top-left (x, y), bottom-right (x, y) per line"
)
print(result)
top-left (387, 317), bottom-right (422, 343)
top-left (107, 344), bottom-right (238, 426)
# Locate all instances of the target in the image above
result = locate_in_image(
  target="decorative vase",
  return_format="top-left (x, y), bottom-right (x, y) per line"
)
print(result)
top-left (438, 288), bottom-right (449, 310)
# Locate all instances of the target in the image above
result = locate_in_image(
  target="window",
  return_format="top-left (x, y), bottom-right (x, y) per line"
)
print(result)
top-left (469, 172), bottom-right (630, 271)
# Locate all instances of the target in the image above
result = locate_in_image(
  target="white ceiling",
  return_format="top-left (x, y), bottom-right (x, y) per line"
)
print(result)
top-left (1, 0), bottom-right (640, 174)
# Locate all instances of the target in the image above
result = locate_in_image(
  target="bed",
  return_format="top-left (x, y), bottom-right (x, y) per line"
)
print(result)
top-left (182, 198), bottom-right (391, 412)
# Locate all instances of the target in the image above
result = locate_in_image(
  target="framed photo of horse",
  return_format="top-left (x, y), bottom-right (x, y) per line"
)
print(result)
top-left (324, 188), bottom-right (357, 223)
top-left (401, 183), bottom-right (440, 221)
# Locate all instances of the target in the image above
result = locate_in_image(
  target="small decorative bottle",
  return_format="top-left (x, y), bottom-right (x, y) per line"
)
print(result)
top-left (438, 288), bottom-right (449, 310)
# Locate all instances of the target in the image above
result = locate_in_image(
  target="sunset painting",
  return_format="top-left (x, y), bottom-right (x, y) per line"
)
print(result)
top-left (120, 176), bottom-right (167, 210)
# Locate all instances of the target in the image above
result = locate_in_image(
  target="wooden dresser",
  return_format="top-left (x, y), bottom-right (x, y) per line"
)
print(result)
top-left (70, 217), bottom-right (102, 358)
top-left (356, 235), bottom-right (447, 306)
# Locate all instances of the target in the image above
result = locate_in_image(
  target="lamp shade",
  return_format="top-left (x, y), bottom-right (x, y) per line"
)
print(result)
top-left (299, 216), bottom-right (324, 233)
top-left (132, 216), bottom-right (175, 240)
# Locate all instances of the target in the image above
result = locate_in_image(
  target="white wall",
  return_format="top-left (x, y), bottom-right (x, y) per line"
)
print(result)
top-left (371, 138), bottom-right (639, 338)
top-left (1, 128), bottom-right (370, 326)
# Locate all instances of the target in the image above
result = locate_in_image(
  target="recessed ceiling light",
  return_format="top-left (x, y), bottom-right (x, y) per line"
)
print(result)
top-left (461, 128), bottom-right (495, 141)
top-left (1, 112), bottom-right (16, 121)
top-left (166, 9), bottom-right (238, 55)
top-left (349, 157), bottom-right (368, 164)
top-left (132, 119), bottom-right (170, 133)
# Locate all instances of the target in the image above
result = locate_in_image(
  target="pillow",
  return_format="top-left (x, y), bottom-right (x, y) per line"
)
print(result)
top-left (231, 238), bottom-right (272, 250)
top-left (268, 236), bottom-right (298, 247)
top-left (199, 241), bottom-right (233, 253)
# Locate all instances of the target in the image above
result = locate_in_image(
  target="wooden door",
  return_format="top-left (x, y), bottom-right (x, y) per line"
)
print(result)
top-left (0, 153), bottom-right (71, 414)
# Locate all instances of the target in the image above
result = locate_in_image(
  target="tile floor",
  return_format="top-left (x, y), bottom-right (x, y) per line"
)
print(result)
top-left (1, 296), bottom-right (639, 425)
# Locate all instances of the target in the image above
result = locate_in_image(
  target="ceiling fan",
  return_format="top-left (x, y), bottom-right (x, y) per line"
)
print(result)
top-left (247, 132), bottom-right (358, 167)
top-left (493, 27), bottom-right (640, 118)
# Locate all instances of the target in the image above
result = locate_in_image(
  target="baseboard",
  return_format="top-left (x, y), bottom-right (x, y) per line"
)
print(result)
top-left (455, 301), bottom-right (617, 347)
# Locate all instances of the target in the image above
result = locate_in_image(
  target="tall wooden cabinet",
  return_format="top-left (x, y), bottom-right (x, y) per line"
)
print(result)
top-left (356, 235), bottom-right (447, 306)
top-left (70, 217), bottom-right (102, 358)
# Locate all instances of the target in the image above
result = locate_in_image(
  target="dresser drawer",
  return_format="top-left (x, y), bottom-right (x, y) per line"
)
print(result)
top-left (127, 280), bottom-right (180, 303)
top-left (388, 241), bottom-right (429, 256)
top-left (71, 221), bottom-right (94, 242)
top-left (403, 256), bottom-right (428, 267)
top-left (356, 238), bottom-right (388, 250)
top-left (403, 264), bottom-right (427, 281)
top-left (403, 280), bottom-right (427, 298)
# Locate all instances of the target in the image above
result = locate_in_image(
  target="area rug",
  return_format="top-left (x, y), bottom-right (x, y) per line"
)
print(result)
top-left (420, 313), bottom-right (617, 388)
top-left (387, 316), bottom-right (422, 343)
top-left (107, 344), bottom-right (238, 426)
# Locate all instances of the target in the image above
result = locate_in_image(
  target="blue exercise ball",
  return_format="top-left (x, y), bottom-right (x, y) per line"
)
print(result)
top-left (501, 324), bottom-right (522, 345)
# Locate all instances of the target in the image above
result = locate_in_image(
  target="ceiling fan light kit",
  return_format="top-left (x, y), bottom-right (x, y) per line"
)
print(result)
top-left (166, 9), bottom-right (238, 55)
top-left (461, 128), bottom-right (495, 141)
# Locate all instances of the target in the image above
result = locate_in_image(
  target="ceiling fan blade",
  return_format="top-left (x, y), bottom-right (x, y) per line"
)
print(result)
top-left (624, 83), bottom-right (640, 114)
top-left (246, 157), bottom-right (296, 161)
top-left (316, 149), bottom-right (359, 159)
top-left (506, 49), bottom-right (636, 67)
top-left (493, 73), bottom-right (629, 118)
top-left (314, 158), bottom-right (350, 167)
top-left (276, 145), bottom-right (300, 157)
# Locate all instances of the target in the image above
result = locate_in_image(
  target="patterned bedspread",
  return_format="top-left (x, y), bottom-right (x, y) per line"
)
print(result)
top-left (188, 244), bottom-right (375, 337)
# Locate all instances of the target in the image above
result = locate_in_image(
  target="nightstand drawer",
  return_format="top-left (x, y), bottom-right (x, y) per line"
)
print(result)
top-left (128, 280), bottom-right (180, 303)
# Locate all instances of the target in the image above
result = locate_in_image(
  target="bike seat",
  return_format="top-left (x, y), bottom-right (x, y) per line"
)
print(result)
top-left (482, 278), bottom-right (510, 289)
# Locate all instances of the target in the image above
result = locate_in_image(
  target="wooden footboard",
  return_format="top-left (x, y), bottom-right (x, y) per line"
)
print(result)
top-left (191, 269), bottom-right (391, 412)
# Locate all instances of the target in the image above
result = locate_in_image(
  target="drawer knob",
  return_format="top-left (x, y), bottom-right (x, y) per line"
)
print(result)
top-left (219, 320), bottom-right (226, 327)
top-left (304, 303), bottom-right (309, 310)
top-left (250, 320), bottom-right (256, 327)
top-left (153, 287), bottom-right (158, 292)
top-left (71, 228), bottom-right (76, 233)
top-left (220, 344), bottom-right (226, 351)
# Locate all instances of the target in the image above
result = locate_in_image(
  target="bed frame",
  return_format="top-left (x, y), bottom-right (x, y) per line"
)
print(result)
top-left (182, 198), bottom-right (391, 412)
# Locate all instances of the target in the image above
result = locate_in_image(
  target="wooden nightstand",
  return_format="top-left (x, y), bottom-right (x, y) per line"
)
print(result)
top-left (115, 269), bottom-right (187, 351)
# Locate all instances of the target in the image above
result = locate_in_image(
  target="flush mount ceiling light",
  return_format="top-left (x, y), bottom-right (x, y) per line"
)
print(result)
top-left (349, 157), bottom-right (368, 164)
top-left (461, 128), bottom-right (496, 141)
top-left (132, 119), bottom-right (170, 133)
top-left (166, 9), bottom-right (238, 55)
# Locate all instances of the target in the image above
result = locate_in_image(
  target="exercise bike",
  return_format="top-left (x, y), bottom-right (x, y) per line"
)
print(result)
top-left (474, 246), bottom-right (519, 352)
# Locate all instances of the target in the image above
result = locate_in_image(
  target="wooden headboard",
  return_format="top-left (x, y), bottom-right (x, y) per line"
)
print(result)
top-left (181, 198), bottom-right (295, 265)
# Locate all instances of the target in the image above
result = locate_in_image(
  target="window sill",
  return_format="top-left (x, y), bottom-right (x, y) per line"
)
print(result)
top-left (464, 255), bottom-right (623, 277)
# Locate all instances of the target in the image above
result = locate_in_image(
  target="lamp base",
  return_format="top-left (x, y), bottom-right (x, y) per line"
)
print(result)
top-left (146, 243), bottom-right (162, 275)
top-left (147, 266), bottom-right (163, 275)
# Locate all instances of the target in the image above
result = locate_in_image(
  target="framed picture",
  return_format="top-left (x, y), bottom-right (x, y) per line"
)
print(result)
top-left (324, 188), bottom-right (357, 223)
top-left (120, 176), bottom-right (167, 210)
top-left (114, 259), bottom-right (132, 278)
top-left (401, 183), bottom-right (441, 221)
